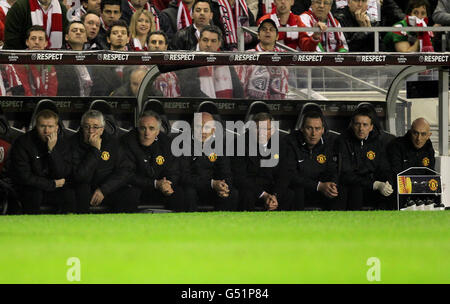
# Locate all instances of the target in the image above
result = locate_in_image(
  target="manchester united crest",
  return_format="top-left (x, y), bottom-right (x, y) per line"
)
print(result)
top-left (208, 153), bottom-right (217, 162)
top-left (274, 154), bottom-right (279, 160)
top-left (101, 151), bottom-right (110, 161)
top-left (422, 157), bottom-right (430, 167)
top-left (316, 154), bottom-right (326, 164)
top-left (156, 155), bottom-right (165, 165)
top-left (367, 151), bottom-right (376, 160)
top-left (428, 179), bottom-right (439, 191)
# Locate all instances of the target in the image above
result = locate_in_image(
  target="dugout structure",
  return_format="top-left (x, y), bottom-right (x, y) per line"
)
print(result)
top-left (0, 51), bottom-right (449, 207)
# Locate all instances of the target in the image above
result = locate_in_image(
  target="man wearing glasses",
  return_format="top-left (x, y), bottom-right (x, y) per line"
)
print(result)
top-left (69, 109), bottom-right (134, 213)
top-left (299, 0), bottom-right (349, 52)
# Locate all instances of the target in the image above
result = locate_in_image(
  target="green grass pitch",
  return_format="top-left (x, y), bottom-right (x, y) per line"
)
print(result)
top-left (0, 211), bottom-right (449, 284)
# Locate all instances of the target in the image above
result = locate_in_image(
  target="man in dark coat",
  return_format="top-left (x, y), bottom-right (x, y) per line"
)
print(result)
top-left (8, 109), bottom-right (74, 214)
top-left (69, 109), bottom-right (133, 213)
top-left (180, 111), bottom-right (238, 211)
top-left (285, 110), bottom-right (343, 210)
top-left (388, 117), bottom-right (435, 176)
top-left (121, 110), bottom-right (187, 211)
top-left (337, 107), bottom-right (394, 210)
top-left (232, 112), bottom-right (292, 211)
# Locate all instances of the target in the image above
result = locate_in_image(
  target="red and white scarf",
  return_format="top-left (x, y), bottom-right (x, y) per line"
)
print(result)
top-left (29, 0), bottom-right (63, 49)
top-left (269, 12), bottom-right (299, 41)
top-left (301, 9), bottom-right (348, 52)
top-left (176, 0), bottom-right (192, 30)
top-left (198, 66), bottom-right (233, 98)
top-left (261, 0), bottom-right (275, 16)
top-left (254, 43), bottom-right (284, 52)
top-left (100, 16), bottom-right (109, 32)
top-left (127, 0), bottom-right (160, 30)
top-left (131, 37), bottom-right (148, 51)
top-left (399, 16), bottom-right (434, 52)
top-left (217, 0), bottom-right (250, 45)
top-left (155, 72), bottom-right (181, 97)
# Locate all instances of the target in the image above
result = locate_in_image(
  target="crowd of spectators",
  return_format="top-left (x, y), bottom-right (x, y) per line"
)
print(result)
top-left (0, 0), bottom-right (447, 97)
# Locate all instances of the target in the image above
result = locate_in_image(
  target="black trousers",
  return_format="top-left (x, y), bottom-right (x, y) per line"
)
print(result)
top-left (184, 186), bottom-right (239, 212)
top-left (132, 185), bottom-right (187, 212)
top-left (345, 186), bottom-right (396, 210)
top-left (19, 186), bottom-right (76, 214)
top-left (291, 186), bottom-right (347, 211)
top-left (73, 184), bottom-right (139, 214)
top-left (238, 186), bottom-right (294, 211)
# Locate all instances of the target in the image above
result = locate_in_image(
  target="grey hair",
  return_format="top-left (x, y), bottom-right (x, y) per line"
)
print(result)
top-left (81, 110), bottom-right (105, 127)
top-left (139, 110), bottom-right (162, 129)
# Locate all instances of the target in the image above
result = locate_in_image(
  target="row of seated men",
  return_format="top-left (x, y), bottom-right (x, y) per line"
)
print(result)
top-left (0, 100), bottom-right (436, 214)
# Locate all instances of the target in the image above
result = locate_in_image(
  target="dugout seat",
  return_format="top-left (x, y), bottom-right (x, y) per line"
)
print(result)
top-left (141, 99), bottom-right (171, 134)
top-left (89, 100), bottom-right (129, 138)
top-left (244, 101), bottom-right (271, 124)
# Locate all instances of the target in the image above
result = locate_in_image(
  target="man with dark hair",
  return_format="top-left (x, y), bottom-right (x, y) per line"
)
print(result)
top-left (180, 111), bottom-right (239, 211)
top-left (4, 0), bottom-right (69, 49)
top-left (171, 0), bottom-right (213, 50)
top-left (96, 0), bottom-right (122, 49)
top-left (64, 21), bottom-right (88, 50)
top-left (106, 19), bottom-right (130, 50)
top-left (121, 111), bottom-right (186, 211)
top-left (285, 110), bottom-right (342, 210)
top-left (69, 109), bottom-right (133, 213)
top-left (388, 117), bottom-right (435, 176)
top-left (337, 107), bottom-right (393, 210)
top-left (8, 109), bottom-right (74, 214)
top-left (232, 112), bottom-right (292, 211)
top-left (81, 10), bottom-right (102, 49)
top-left (148, 30), bottom-right (169, 50)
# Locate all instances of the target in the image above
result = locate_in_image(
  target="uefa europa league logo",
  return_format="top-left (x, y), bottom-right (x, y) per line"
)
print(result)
top-left (66, 0), bottom-right (81, 21)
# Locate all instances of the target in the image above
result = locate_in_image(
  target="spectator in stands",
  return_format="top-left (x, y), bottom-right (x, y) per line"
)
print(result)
top-left (69, 109), bottom-right (134, 213)
top-left (121, 111), bottom-right (187, 212)
top-left (214, 0), bottom-right (256, 51)
top-left (285, 110), bottom-right (343, 210)
top-left (237, 19), bottom-right (289, 100)
top-left (388, 117), bottom-right (435, 177)
top-left (58, 21), bottom-right (92, 96)
top-left (257, 0), bottom-right (315, 20)
top-left (4, 0), bottom-right (69, 49)
top-left (121, 0), bottom-right (172, 40)
top-left (232, 112), bottom-right (293, 211)
top-left (177, 25), bottom-right (244, 98)
top-left (299, 0), bottom-right (349, 52)
top-left (11, 26), bottom-right (58, 96)
top-left (0, 0), bottom-right (17, 48)
top-left (96, 0), bottom-right (122, 49)
top-left (334, 0), bottom-right (376, 51)
top-left (64, 20), bottom-right (88, 50)
top-left (148, 31), bottom-right (181, 97)
top-left (8, 109), bottom-right (74, 214)
top-left (81, 10), bottom-right (102, 49)
top-left (90, 20), bottom-right (129, 96)
top-left (432, 0), bottom-right (448, 50)
top-left (337, 107), bottom-right (393, 210)
top-left (383, 0), bottom-right (434, 51)
top-left (111, 66), bottom-right (148, 96)
top-left (153, 0), bottom-right (171, 11)
top-left (71, 0), bottom-right (101, 20)
top-left (129, 9), bottom-right (155, 50)
top-left (171, 0), bottom-right (213, 50)
top-left (162, 0), bottom-right (195, 35)
top-left (181, 111), bottom-right (239, 211)
top-left (258, 0), bottom-right (303, 50)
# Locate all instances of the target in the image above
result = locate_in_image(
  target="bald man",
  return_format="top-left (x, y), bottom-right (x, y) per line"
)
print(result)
top-left (388, 118), bottom-right (435, 177)
top-left (179, 111), bottom-right (238, 211)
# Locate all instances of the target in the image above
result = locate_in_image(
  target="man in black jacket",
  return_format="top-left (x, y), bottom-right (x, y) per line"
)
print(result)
top-left (337, 107), bottom-right (394, 210)
top-left (334, 0), bottom-right (376, 52)
top-left (69, 109), bottom-right (133, 213)
top-left (8, 109), bottom-right (74, 214)
top-left (180, 111), bottom-right (238, 211)
top-left (285, 110), bottom-right (342, 210)
top-left (121, 111), bottom-right (186, 211)
top-left (388, 117), bottom-right (435, 176)
top-left (170, 0), bottom-right (213, 50)
top-left (232, 112), bottom-right (292, 211)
